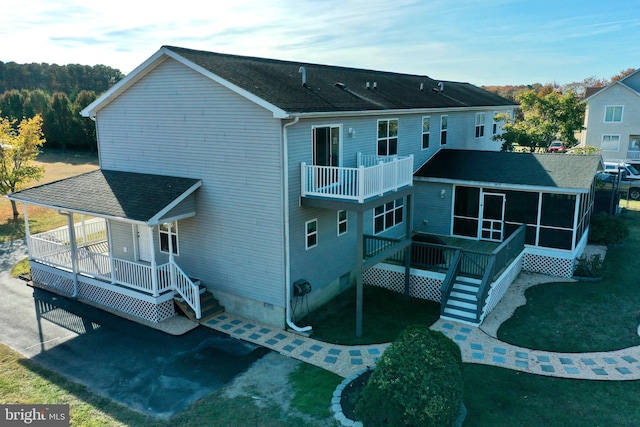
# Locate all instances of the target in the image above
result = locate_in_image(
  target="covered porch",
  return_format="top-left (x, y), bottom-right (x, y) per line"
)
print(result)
top-left (9, 169), bottom-right (204, 323)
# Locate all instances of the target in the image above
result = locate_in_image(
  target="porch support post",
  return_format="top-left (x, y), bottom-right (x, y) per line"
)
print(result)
top-left (356, 210), bottom-right (364, 337)
top-left (106, 220), bottom-right (116, 284)
top-left (167, 222), bottom-right (177, 296)
top-left (66, 212), bottom-right (79, 298)
top-left (149, 225), bottom-right (159, 297)
top-left (571, 193), bottom-right (581, 252)
top-left (22, 204), bottom-right (32, 259)
top-left (403, 194), bottom-right (412, 298)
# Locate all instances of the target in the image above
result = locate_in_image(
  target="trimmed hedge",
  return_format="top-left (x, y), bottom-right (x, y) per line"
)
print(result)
top-left (589, 212), bottom-right (629, 245)
top-left (355, 325), bottom-right (463, 426)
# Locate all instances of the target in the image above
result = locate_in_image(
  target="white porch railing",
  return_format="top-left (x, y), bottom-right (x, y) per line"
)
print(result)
top-left (29, 220), bottom-right (202, 319)
top-left (301, 154), bottom-right (413, 203)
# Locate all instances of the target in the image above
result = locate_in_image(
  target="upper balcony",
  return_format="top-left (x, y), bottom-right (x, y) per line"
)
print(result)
top-left (301, 154), bottom-right (414, 204)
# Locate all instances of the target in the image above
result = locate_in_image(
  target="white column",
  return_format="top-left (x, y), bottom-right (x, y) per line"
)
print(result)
top-left (66, 212), bottom-right (79, 297)
top-left (22, 204), bottom-right (32, 259)
top-left (150, 225), bottom-right (159, 297)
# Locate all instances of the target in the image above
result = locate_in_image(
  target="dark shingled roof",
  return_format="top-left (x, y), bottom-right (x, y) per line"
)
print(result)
top-left (164, 46), bottom-right (515, 114)
top-left (415, 150), bottom-right (601, 190)
top-left (8, 170), bottom-right (201, 223)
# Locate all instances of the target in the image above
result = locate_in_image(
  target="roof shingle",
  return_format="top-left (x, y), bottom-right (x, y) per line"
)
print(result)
top-left (8, 170), bottom-right (201, 223)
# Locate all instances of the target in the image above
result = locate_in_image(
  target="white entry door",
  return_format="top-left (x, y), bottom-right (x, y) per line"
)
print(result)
top-left (137, 225), bottom-right (152, 262)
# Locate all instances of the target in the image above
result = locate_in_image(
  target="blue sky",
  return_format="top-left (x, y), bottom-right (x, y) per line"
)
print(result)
top-left (1, 0), bottom-right (638, 86)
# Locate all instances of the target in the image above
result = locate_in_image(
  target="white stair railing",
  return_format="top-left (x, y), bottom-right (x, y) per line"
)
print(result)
top-left (161, 261), bottom-right (202, 319)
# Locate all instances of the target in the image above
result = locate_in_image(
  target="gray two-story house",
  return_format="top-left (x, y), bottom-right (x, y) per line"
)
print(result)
top-left (9, 46), bottom-right (596, 330)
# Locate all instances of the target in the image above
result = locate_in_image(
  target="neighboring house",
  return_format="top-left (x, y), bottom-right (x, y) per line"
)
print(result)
top-left (582, 69), bottom-right (640, 167)
top-left (8, 46), bottom-right (596, 331)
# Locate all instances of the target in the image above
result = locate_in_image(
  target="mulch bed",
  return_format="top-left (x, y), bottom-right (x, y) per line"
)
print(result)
top-left (339, 369), bottom-right (372, 421)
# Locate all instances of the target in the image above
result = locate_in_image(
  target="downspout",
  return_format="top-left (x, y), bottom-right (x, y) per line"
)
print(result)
top-left (283, 116), bottom-right (312, 332)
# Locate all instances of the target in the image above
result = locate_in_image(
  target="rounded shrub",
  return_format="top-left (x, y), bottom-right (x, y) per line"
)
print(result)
top-left (355, 325), bottom-right (463, 427)
top-left (589, 212), bottom-right (629, 245)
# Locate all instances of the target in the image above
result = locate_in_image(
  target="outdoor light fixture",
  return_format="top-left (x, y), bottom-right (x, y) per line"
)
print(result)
top-left (440, 189), bottom-right (446, 198)
top-left (348, 127), bottom-right (356, 137)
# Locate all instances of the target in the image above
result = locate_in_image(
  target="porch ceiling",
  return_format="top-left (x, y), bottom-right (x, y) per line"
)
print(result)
top-left (8, 169), bottom-right (201, 225)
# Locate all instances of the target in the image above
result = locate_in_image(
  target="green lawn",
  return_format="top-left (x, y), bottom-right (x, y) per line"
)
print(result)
top-left (498, 205), bottom-right (640, 352)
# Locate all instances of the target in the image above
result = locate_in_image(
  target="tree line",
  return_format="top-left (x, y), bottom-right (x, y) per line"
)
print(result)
top-left (0, 61), bottom-right (124, 151)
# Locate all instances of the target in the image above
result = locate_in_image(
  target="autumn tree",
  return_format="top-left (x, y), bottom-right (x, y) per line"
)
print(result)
top-left (494, 89), bottom-right (585, 152)
top-left (0, 114), bottom-right (45, 219)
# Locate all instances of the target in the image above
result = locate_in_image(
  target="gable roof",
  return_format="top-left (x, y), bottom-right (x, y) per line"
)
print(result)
top-left (82, 45), bottom-right (516, 118)
top-left (8, 170), bottom-right (201, 225)
top-left (415, 149), bottom-right (601, 192)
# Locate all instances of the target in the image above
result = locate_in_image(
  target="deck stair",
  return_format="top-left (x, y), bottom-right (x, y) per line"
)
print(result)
top-left (441, 276), bottom-right (482, 325)
top-left (174, 280), bottom-right (225, 322)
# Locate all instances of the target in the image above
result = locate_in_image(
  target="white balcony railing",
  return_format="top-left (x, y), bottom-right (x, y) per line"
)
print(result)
top-left (301, 154), bottom-right (413, 203)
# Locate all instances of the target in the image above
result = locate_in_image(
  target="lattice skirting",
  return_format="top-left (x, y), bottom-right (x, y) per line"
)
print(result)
top-left (481, 254), bottom-right (524, 322)
top-left (363, 264), bottom-right (442, 302)
top-left (31, 265), bottom-right (175, 323)
top-left (523, 253), bottom-right (574, 278)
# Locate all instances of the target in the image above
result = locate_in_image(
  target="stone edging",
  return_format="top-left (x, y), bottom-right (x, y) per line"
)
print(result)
top-left (330, 368), bottom-right (368, 426)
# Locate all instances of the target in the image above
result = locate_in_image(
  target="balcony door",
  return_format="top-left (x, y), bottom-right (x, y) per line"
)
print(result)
top-left (313, 126), bottom-right (341, 167)
top-left (312, 126), bottom-right (341, 189)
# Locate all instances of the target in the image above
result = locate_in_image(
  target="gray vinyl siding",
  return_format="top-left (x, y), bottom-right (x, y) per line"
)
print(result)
top-left (95, 58), bottom-right (286, 307)
top-left (158, 194), bottom-right (196, 223)
top-left (412, 181), bottom-right (453, 235)
top-left (109, 221), bottom-right (136, 261)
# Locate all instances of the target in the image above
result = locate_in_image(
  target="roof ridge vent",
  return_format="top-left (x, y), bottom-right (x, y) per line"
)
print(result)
top-left (299, 66), bottom-right (307, 87)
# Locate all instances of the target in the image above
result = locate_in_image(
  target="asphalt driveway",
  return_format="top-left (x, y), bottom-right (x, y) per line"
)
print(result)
top-left (0, 240), bottom-right (270, 418)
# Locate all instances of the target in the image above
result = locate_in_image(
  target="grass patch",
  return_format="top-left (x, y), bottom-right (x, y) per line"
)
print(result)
top-left (497, 205), bottom-right (640, 352)
top-left (289, 363), bottom-right (342, 419)
top-left (0, 149), bottom-right (98, 242)
top-left (10, 257), bottom-right (30, 278)
top-left (464, 364), bottom-right (640, 427)
top-left (301, 284), bottom-right (441, 345)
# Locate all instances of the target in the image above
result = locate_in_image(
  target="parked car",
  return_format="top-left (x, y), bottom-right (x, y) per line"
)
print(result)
top-left (547, 141), bottom-right (566, 153)
top-left (596, 170), bottom-right (640, 200)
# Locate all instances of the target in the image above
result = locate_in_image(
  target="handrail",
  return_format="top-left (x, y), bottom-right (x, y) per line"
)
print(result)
top-left (440, 249), bottom-right (462, 316)
top-left (474, 224), bottom-right (526, 320)
top-left (164, 261), bottom-right (202, 319)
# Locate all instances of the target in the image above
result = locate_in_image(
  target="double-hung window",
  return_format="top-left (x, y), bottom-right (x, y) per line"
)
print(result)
top-left (377, 119), bottom-right (398, 156)
top-left (374, 198), bottom-right (404, 234)
top-left (604, 106), bottom-right (623, 123)
top-left (305, 219), bottom-right (318, 249)
top-left (601, 134), bottom-right (621, 151)
top-left (422, 116), bottom-right (431, 149)
top-left (492, 112), bottom-right (499, 135)
top-left (475, 113), bottom-right (485, 138)
top-left (440, 115), bottom-right (448, 145)
top-left (159, 222), bottom-right (179, 255)
top-left (337, 210), bottom-right (348, 236)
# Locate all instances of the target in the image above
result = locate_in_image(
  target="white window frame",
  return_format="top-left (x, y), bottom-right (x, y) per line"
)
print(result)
top-left (158, 221), bottom-right (179, 255)
top-left (440, 115), bottom-right (448, 145)
top-left (604, 105), bottom-right (623, 123)
top-left (421, 116), bottom-right (431, 149)
top-left (305, 219), bottom-right (318, 249)
top-left (377, 118), bottom-right (399, 156)
top-left (374, 198), bottom-right (404, 234)
top-left (337, 210), bottom-right (348, 236)
top-left (601, 134), bottom-right (621, 151)
top-left (475, 113), bottom-right (485, 138)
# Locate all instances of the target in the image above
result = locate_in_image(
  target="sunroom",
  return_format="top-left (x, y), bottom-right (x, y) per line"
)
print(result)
top-left (8, 169), bottom-right (203, 323)
top-left (413, 149), bottom-right (602, 277)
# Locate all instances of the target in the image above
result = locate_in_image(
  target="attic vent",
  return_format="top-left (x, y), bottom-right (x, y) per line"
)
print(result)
top-left (438, 81), bottom-right (444, 92)
top-left (373, 82), bottom-right (378, 90)
top-left (420, 83), bottom-right (424, 91)
top-left (334, 82), bottom-right (346, 90)
top-left (298, 66), bottom-right (307, 87)
top-left (366, 81), bottom-right (371, 89)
